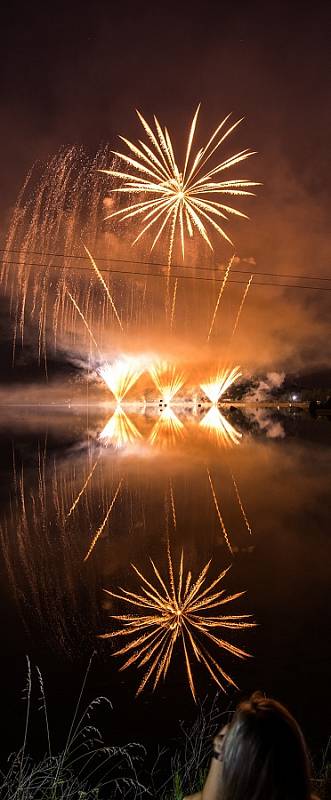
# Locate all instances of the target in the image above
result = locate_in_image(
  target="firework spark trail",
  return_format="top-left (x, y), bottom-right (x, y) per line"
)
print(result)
top-left (101, 545), bottom-right (254, 700)
top-left (84, 479), bottom-right (123, 562)
top-left (207, 254), bottom-right (235, 341)
top-left (82, 243), bottom-right (123, 331)
top-left (66, 289), bottom-right (101, 353)
top-left (231, 473), bottom-right (253, 536)
top-left (170, 278), bottom-right (178, 330)
top-left (102, 107), bottom-right (259, 269)
top-left (165, 205), bottom-right (179, 312)
top-left (231, 274), bottom-right (253, 338)
top-left (66, 454), bottom-right (101, 520)
top-left (169, 479), bottom-right (177, 528)
top-left (207, 469), bottom-right (233, 555)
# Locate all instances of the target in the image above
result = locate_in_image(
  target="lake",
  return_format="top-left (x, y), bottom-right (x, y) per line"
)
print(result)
top-left (0, 404), bottom-right (330, 760)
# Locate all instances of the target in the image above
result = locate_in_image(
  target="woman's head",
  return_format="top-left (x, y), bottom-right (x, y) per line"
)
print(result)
top-left (221, 691), bottom-right (312, 800)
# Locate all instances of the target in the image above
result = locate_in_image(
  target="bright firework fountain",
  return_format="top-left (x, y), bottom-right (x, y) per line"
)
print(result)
top-left (99, 357), bottom-right (143, 404)
top-left (200, 366), bottom-right (241, 404)
top-left (149, 361), bottom-right (185, 404)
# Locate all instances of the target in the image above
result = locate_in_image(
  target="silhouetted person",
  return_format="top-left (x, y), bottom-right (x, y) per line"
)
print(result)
top-left (185, 691), bottom-right (317, 800)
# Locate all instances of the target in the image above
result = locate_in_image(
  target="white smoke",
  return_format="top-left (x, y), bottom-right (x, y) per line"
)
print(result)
top-left (246, 370), bottom-right (286, 402)
top-left (244, 371), bottom-right (286, 438)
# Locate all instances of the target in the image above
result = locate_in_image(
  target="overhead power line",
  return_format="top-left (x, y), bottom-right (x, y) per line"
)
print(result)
top-left (1, 257), bottom-right (331, 293)
top-left (0, 246), bottom-right (330, 284)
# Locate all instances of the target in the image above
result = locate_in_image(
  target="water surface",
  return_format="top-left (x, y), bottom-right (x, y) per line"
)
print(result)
top-left (0, 405), bottom-right (330, 757)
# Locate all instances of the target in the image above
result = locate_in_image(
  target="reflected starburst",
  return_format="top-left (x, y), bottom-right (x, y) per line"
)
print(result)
top-left (102, 107), bottom-right (259, 266)
top-left (200, 407), bottom-right (242, 447)
top-left (99, 406), bottom-right (142, 449)
top-left (101, 545), bottom-right (254, 701)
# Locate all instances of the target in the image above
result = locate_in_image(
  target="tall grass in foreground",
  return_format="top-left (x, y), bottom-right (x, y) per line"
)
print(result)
top-left (153, 701), bottom-right (331, 800)
top-left (0, 655), bottom-right (146, 799)
top-left (1, 657), bottom-right (330, 800)
top-left (151, 695), bottom-right (230, 799)
top-left (312, 737), bottom-right (331, 800)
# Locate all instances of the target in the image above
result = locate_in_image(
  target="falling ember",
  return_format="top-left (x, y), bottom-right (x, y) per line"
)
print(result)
top-left (207, 469), bottom-right (234, 554)
top-left (232, 473), bottom-right (253, 536)
top-left (82, 243), bottom-right (123, 332)
top-left (99, 358), bottom-right (143, 404)
top-left (207, 254), bottom-right (235, 341)
top-left (200, 407), bottom-right (242, 448)
top-left (99, 406), bottom-right (142, 449)
top-left (101, 107), bottom-right (259, 268)
top-left (66, 455), bottom-right (100, 519)
top-left (149, 361), bottom-right (185, 403)
top-left (101, 544), bottom-right (254, 701)
top-left (200, 366), bottom-right (242, 404)
top-left (231, 274), bottom-right (254, 338)
top-left (170, 278), bottom-right (178, 330)
top-left (169, 479), bottom-right (177, 528)
top-left (84, 479), bottom-right (123, 562)
top-left (1, 147), bottom-right (117, 362)
top-left (66, 289), bottom-right (101, 354)
top-left (149, 407), bottom-right (184, 449)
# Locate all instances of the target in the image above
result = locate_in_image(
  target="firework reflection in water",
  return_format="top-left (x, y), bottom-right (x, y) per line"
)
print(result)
top-left (0, 443), bottom-right (104, 652)
top-left (101, 544), bottom-right (254, 701)
top-left (149, 407), bottom-right (185, 449)
top-left (200, 406), bottom-right (242, 447)
top-left (99, 406), bottom-right (142, 449)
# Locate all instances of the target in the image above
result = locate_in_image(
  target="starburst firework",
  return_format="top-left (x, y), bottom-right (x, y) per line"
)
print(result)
top-left (101, 546), bottom-right (254, 701)
top-left (101, 107), bottom-right (259, 266)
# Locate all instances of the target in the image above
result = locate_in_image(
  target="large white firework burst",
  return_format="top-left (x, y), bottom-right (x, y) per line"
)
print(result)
top-left (101, 106), bottom-right (259, 265)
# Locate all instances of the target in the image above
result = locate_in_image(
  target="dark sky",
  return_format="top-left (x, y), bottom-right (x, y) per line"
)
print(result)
top-left (1, 0), bottom-right (331, 378)
top-left (1, 0), bottom-right (331, 207)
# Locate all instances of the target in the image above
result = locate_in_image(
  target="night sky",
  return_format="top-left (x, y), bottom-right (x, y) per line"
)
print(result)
top-left (1, 0), bottom-right (331, 378)
top-left (1, 2), bottom-right (330, 203)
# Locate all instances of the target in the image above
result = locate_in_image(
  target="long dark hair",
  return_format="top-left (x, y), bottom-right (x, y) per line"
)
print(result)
top-left (221, 691), bottom-right (312, 800)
